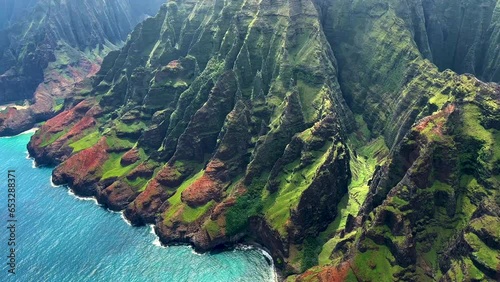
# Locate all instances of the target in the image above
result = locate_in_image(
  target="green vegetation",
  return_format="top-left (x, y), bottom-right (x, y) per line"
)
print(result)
top-left (461, 104), bottom-right (499, 171)
top-left (203, 219), bottom-right (221, 239)
top-left (53, 98), bottom-right (65, 112)
top-left (182, 201), bottom-right (214, 223)
top-left (105, 135), bottom-right (135, 151)
top-left (40, 130), bottom-right (66, 147)
top-left (262, 143), bottom-right (332, 236)
top-left (163, 170), bottom-right (204, 226)
top-left (319, 137), bottom-right (388, 265)
top-left (101, 152), bottom-right (141, 180)
top-left (69, 131), bottom-right (100, 153)
top-left (124, 176), bottom-right (149, 192)
top-left (296, 80), bottom-right (327, 123)
top-left (23, 0), bottom-right (500, 280)
top-left (464, 232), bottom-right (500, 271)
top-left (225, 179), bottom-right (266, 235)
top-left (352, 239), bottom-right (403, 280)
top-left (114, 120), bottom-right (146, 135)
top-left (300, 238), bottom-right (322, 272)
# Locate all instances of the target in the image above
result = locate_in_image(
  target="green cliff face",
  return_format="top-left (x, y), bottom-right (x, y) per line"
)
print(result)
top-left (0, 0), bottom-right (38, 29)
top-left (399, 0), bottom-right (500, 83)
top-left (0, 0), bottom-right (165, 136)
top-left (27, 0), bottom-right (499, 281)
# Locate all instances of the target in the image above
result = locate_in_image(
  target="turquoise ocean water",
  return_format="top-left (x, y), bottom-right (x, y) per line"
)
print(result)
top-left (0, 130), bottom-right (276, 282)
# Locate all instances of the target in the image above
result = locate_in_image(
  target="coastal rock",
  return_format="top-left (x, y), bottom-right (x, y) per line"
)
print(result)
top-left (51, 137), bottom-right (109, 196)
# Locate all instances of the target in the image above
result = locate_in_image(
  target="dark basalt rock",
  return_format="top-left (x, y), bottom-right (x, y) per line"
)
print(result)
top-left (97, 180), bottom-right (139, 212)
top-left (289, 143), bottom-right (351, 243)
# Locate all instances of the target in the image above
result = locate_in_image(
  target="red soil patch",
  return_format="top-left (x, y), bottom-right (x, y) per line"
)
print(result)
top-left (297, 262), bottom-right (351, 282)
top-left (166, 60), bottom-right (181, 70)
top-left (415, 104), bottom-right (456, 136)
top-left (42, 100), bottom-right (93, 134)
top-left (57, 137), bottom-right (109, 186)
top-left (233, 181), bottom-right (248, 197)
top-left (31, 100), bottom-right (96, 148)
top-left (205, 158), bottom-right (228, 180)
top-left (34, 58), bottom-right (101, 100)
top-left (62, 116), bottom-right (96, 140)
top-left (99, 180), bottom-right (137, 210)
top-left (156, 165), bottom-right (186, 187)
top-left (85, 104), bottom-right (103, 117)
top-left (211, 197), bottom-right (236, 220)
top-left (72, 100), bottom-right (94, 114)
top-left (130, 179), bottom-right (170, 214)
top-left (139, 180), bottom-right (164, 200)
top-left (181, 174), bottom-right (222, 207)
top-left (29, 57), bottom-right (101, 119)
top-left (145, 178), bottom-right (163, 192)
top-left (121, 148), bottom-right (140, 166)
top-left (43, 110), bottom-right (75, 133)
top-left (0, 107), bottom-right (18, 120)
top-left (127, 162), bottom-right (157, 180)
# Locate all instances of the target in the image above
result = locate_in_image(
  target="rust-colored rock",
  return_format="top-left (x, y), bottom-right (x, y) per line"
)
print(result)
top-left (181, 174), bottom-right (223, 207)
top-left (126, 162), bottom-right (157, 180)
top-left (156, 164), bottom-right (191, 187)
top-left (211, 197), bottom-right (236, 220)
top-left (124, 179), bottom-right (171, 225)
top-left (296, 263), bottom-right (351, 282)
top-left (51, 137), bottom-right (109, 196)
top-left (121, 148), bottom-right (140, 166)
top-left (98, 180), bottom-right (138, 211)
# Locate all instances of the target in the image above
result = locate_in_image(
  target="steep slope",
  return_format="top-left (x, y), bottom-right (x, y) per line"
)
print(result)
top-left (0, 0), bottom-right (38, 29)
top-left (0, 0), bottom-right (165, 136)
top-left (395, 0), bottom-right (500, 83)
top-left (27, 0), bottom-right (499, 281)
top-left (296, 0), bottom-right (500, 280)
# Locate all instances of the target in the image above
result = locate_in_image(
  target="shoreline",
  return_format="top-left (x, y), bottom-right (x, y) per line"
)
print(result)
top-left (23, 132), bottom-right (284, 282)
top-left (62, 181), bottom-right (282, 281)
top-left (2, 127), bottom-right (39, 139)
top-left (0, 102), bottom-right (30, 111)
top-left (21, 126), bottom-right (283, 281)
top-left (62, 175), bottom-right (282, 281)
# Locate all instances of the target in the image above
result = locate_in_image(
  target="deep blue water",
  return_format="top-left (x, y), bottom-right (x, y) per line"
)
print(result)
top-left (0, 130), bottom-right (276, 282)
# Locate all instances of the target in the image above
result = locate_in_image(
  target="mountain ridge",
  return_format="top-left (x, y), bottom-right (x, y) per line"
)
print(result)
top-left (0, 0), bottom-right (165, 136)
top-left (26, 0), bottom-right (499, 281)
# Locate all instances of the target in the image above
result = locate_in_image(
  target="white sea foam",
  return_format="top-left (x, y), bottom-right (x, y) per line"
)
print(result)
top-left (26, 151), bottom-right (38, 168)
top-left (2, 127), bottom-right (38, 139)
top-left (21, 128), bottom-right (38, 134)
top-left (260, 249), bottom-right (279, 282)
top-left (235, 244), bottom-right (254, 251)
top-left (67, 189), bottom-right (99, 205)
top-left (50, 176), bottom-right (61, 187)
top-left (190, 248), bottom-right (202, 256)
top-left (150, 225), bottom-right (168, 248)
top-left (261, 249), bottom-right (273, 262)
top-left (120, 212), bottom-right (132, 226)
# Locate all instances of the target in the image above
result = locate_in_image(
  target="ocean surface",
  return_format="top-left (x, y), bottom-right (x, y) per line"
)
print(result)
top-left (0, 130), bottom-right (276, 282)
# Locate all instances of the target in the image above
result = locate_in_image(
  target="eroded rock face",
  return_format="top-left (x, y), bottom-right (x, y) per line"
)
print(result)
top-left (51, 137), bottom-right (109, 196)
top-left (0, 0), bottom-right (165, 136)
top-left (27, 0), bottom-right (500, 280)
